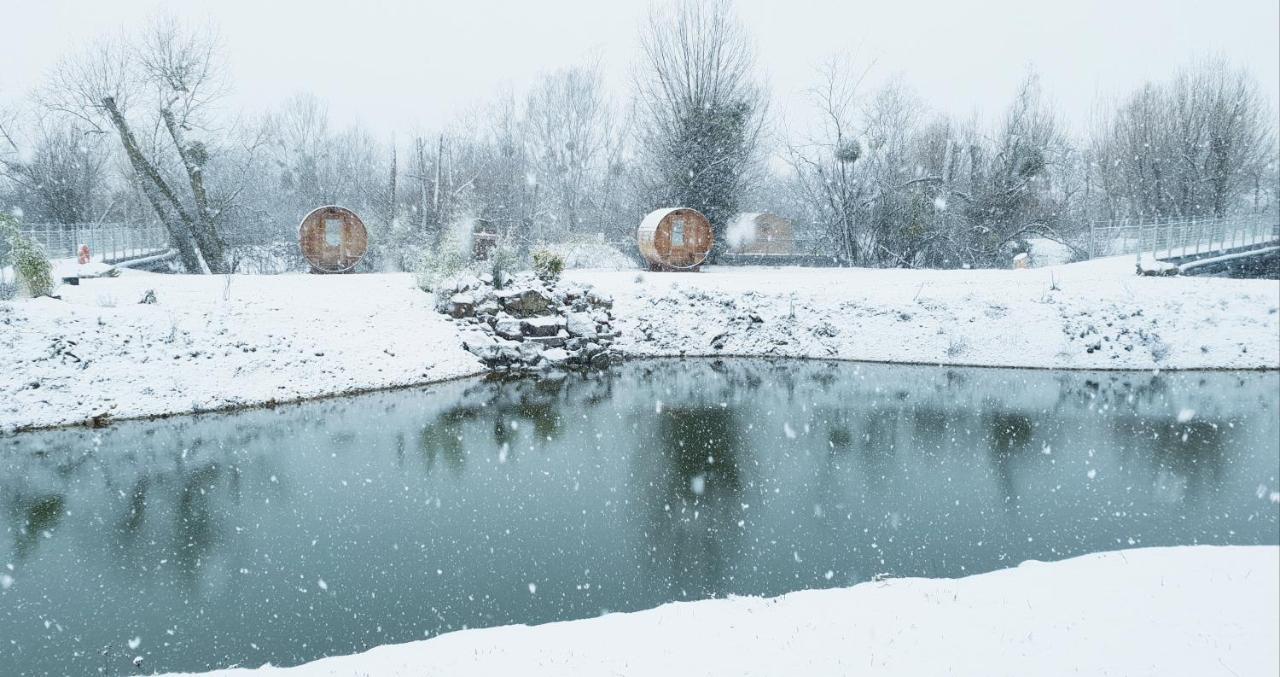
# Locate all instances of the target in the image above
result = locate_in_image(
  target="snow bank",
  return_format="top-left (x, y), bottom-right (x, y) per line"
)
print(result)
top-left (569, 256), bottom-right (1280, 370)
top-left (543, 240), bottom-right (635, 270)
top-left (0, 271), bottom-right (483, 432)
top-left (2, 256), bottom-right (1277, 432)
top-left (169, 545), bottom-right (1279, 677)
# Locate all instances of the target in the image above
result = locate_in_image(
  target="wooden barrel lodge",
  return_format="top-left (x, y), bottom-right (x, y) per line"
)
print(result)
top-left (636, 207), bottom-right (714, 271)
top-left (298, 205), bottom-right (368, 273)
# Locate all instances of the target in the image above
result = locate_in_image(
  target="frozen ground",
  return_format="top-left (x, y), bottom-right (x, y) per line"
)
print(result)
top-left (0, 271), bottom-right (484, 432)
top-left (169, 545), bottom-right (1278, 677)
top-left (2, 256), bottom-right (1277, 431)
top-left (569, 256), bottom-right (1280, 370)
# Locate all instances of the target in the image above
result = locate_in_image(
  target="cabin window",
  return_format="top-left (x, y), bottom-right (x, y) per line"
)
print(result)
top-left (323, 218), bottom-right (344, 247)
top-left (671, 219), bottom-right (685, 247)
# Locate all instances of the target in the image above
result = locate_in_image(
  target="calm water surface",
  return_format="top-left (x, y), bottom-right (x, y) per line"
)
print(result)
top-left (2, 359), bottom-right (1277, 675)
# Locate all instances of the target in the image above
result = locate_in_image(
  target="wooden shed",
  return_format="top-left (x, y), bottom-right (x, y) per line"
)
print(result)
top-left (472, 219), bottom-right (498, 261)
top-left (298, 205), bottom-right (368, 274)
top-left (729, 212), bottom-right (795, 255)
top-left (636, 207), bottom-right (714, 271)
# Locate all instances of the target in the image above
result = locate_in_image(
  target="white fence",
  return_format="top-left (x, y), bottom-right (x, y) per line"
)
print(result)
top-left (20, 223), bottom-right (169, 263)
top-left (1086, 214), bottom-right (1279, 261)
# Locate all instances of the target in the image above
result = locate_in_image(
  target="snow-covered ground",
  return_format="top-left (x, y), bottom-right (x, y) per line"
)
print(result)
top-left (168, 545), bottom-right (1278, 677)
top-left (570, 256), bottom-right (1280, 370)
top-left (0, 271), bottom-right (484, 432)
top-left (2, 256), bottom-right (1277, 432)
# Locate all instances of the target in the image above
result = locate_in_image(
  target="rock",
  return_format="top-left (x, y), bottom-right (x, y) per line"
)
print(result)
top-left (460, 330), bottom-right (495, 357)
top-left (447, 293), bottom-right (476, 318)
top-left (542, 348), bottom-right (570, 365)
top-left (453, 274), bottom-right (483, 292)
top-left (496, 288), bottom-right (552, 317)
top-left (460, 329), bottom-right (494, 346)
top-left (566, 312), bottom-right (596, 338)
top-left (587, 290), bottom-right (613, 308)
top-left (476, 300), bottom-right (499, 316)
top-left (478, 272), bottom-right (494, 285)
top-left (494, 319), bottom-right (524, 341)
top-left (582, 341), bottom-right (601, 357)
top-left (520, 316), bottom-right (563, 337)
top-left (526, 335), bottom-right (566, 348)
top-left (497, 343), bottom-right (521, 363)
top-left (518, 340), bottom-right (544, 363)
top-left (468, 343), bottom-right (500, 360)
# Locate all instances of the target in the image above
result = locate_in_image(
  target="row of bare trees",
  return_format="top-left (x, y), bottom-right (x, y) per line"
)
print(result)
top-left (2, 2), bottom-right (1275, 272)
top-left (784, 56), bottom-right (1276, 268)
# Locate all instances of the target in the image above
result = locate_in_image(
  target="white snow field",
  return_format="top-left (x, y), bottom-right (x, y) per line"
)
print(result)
top-left (2, 255), bottom-right (1277, 432)
top-left (570, 255), bottom-right (1280, 370)
top-left (169, 545), bottom-right (1278, 677)
top-left (0, 272), bottom-right (484, 432)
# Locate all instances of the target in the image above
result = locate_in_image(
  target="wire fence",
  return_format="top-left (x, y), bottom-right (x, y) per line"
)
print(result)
top-left (1086, 214), bottom-right (1280, 262)
top-left (0, 238), bottom-right (14, 297)
top-left (19, 223), bottom-right (170, 263)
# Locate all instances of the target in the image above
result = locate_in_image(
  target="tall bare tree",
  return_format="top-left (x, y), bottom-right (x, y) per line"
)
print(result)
top-left (41, 18), bottom-right (235, 272)
top-left (634, 0), bottom-right (767, 256)
top-left (0, 116), bottom-right (110, 225)
top-left (1091, 58), bottom-right (1275, 220)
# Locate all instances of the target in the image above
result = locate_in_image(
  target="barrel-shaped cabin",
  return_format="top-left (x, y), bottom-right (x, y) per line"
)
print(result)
top-left (636, 207), bottom-right (713, 271)
top-left (298, 205), bottom-right (368, 273)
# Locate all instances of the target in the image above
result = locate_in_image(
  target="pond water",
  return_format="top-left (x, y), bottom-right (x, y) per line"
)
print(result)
top-left (2, 359), bottom-right (1278, 675)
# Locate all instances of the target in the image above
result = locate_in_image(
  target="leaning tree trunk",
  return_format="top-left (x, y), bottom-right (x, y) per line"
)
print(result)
top-left (160, 109), bottom-right (227, 273)
top-left (102, 97), bottom-right (203, 273)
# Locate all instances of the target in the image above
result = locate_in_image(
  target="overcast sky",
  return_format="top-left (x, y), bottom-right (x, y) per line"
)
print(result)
top-left (2, 0), bottom-right (1277, 138)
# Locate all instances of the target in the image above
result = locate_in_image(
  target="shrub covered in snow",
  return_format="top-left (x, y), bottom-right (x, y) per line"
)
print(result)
top-left (0, 213), bottom-right (54, 298)
top-left (543, 239), bottom-right (637, 270)
top-left (488, 242), bottom-right (521, 289)
top-left (414, 230), bottom-right (472, 292)
top-left (532, 249), bottom-right (565, 282)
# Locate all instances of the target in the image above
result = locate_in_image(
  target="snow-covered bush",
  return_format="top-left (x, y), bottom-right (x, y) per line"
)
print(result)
top-left (0, 214), bottom-right (54, 298)
top-left (414, 230), bottom-right (471, 292)
top-left (532, 249), bottom-right (564, 282)
top-left (543, 239), bottom-right (637, 270)
top-left (488, 242), bottom-right (520, 290)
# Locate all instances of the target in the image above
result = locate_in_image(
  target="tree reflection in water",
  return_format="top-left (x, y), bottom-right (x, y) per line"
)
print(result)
top-left (0, 359), bottom-right (1275, 676)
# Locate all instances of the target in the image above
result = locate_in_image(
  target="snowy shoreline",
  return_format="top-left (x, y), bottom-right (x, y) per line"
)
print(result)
top-left (165, 545), bottom-right (1279, 677)
top-left (2, 256), bottom-right (1278, 433)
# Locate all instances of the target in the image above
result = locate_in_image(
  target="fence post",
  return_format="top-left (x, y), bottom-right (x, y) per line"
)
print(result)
top-left (1136, 221), bottom-right (1144, 269)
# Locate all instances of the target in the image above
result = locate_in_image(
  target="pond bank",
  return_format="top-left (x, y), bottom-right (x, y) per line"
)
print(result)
top-left (2, 256), bottom-right (1277, 432)
top-left (170, 546), bottom-right (1278, 677)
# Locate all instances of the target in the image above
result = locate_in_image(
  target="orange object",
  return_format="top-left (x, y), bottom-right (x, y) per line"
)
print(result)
top-left (77, 244), bottom-right (91, 264)
top-left (636, 207), bottom-right (714, 271)
top-left (298, 206), bottom-right (368, 274)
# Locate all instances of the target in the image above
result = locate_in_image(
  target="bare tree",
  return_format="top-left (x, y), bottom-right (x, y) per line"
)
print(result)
top-left (784, 56), bottom-right (873, 263)
top-left (525, 62), bottom-right (617, 240)
top-left (1091, 58), bottom-right (1276, 220)
top-left (40, 18), bottom-right (237, 273)
top-left (634, 0), bottom-right (767, 255)
top-left (0, 115), bottom-right (110, 225)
